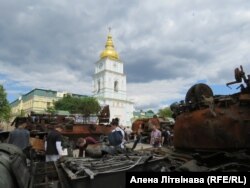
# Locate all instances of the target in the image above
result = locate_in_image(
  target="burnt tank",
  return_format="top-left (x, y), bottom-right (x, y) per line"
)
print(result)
top-left (171, 65), bottom-right (250, 150)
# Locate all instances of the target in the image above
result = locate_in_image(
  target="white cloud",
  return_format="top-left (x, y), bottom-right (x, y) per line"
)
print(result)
top-left (0, 0), bottom-right (250, 109)
top-left (128, 78), bottom-right (194, 110)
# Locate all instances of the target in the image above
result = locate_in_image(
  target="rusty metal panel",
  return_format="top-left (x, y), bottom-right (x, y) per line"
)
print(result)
top-left (174, 105), bottom-right (250, 149)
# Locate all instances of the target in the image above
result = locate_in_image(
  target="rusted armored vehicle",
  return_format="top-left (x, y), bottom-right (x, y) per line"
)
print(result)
top-left (132, 116), bottom-right (174, 131)
top-left (131, 116), bottom-right (174, 142)
top-left (132, 117), bottom-right (160, 132)
top-left (56, 105), bottom-right (115, 140)
top-left (171, 65), bottom-right (250, 150)
top-left (8, 105), bottom-right (116, 156)
top-left (11, 105), bottom-right (115, 140)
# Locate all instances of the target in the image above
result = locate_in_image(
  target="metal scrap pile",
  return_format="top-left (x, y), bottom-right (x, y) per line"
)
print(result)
top-left (61, 153), bottom-right (154, 179)
top-left (157, 149), bottom-right (250, 172)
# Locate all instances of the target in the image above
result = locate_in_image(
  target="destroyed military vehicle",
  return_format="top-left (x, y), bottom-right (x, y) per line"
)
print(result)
top-left (171, 65), bottom-right (250, 150)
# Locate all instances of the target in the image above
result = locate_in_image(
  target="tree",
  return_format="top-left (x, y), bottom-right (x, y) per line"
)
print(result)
top-left (147, 110), bottom-right (155, 114)
top-left (158, 107), bottom-right (173, 118)
top-left (54, 95), bottom-right (101, 115)
top-left (46, 106), bottom-right (56, 115)
top-left (0, 85), bottom-right (11, 122)
top-left (77, 97), bottom-right (101, 116)
top-left (54, 95), bottom-right (79, 113)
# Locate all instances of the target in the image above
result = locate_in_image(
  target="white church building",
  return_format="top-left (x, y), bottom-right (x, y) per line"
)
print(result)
top-left (93, 32), bottom-right (134, 126)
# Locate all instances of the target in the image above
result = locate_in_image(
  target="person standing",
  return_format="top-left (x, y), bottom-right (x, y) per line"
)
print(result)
top-left (8, 118), bottom-right (30, 150)
top-left (161, 127), bottom-right (171, 146)
top-left (110, 118), bottom-right (125, 149)
top-left (45, 125), bottom-right (63, 162)
top-left (124, 126), bottom-right (132, 141)
top-left (150, 125), bottom-right (162, 148)
top-left (131, 124), bottom-right (143, 150)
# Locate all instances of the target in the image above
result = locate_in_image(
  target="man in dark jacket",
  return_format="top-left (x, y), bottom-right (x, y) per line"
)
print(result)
top-left (45, 125), bottom-right (63, 162)
top-left (131, 123), bottom-right (143, 150)
top-left (8, 118), bottom-right (30, 150)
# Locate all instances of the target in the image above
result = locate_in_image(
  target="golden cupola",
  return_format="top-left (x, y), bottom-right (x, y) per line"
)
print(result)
top-left (100, 33), bottom-right (120, 61)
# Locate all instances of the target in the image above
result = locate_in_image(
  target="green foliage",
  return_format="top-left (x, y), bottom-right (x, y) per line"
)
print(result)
top-left (158, 107), bottom-right (173, 118)
top-left (0, 85), bottom-right (11, 122)
top-left (54, 95), bottom-right (101, 115)
top-left (77, 97), bottom-right (101, 116)
top-left (46, 106), bottom-right (56, 115)
top-left (147, 109), bottom-right (154, 114)
top-left (54, 95), bottom-right (79, 113)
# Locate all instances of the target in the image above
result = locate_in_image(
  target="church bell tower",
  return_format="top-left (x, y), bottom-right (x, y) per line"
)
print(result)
top-left (93, 30), bottom-right (134, 126)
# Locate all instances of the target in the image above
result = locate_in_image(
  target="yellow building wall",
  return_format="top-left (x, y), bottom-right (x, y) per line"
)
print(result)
top-left (11, 100), bottom-right (23, 116)
top-left (31, 96), bottom-right (58, 113)
top-left (11, 96), bottom-right (59, 115)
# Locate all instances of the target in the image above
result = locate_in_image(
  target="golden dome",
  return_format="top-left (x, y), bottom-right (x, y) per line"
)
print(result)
top-left (100, 33), bottom-right (120, 61)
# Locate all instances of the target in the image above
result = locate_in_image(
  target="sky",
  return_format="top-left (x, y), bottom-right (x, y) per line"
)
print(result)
top-left (0, 0), bottom-right (250, 111)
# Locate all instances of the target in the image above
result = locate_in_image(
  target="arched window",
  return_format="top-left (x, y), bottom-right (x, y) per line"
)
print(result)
top-left (97, 80), bottom-right (101, 93)
top-left (114, 81), bottom-right (118, 92)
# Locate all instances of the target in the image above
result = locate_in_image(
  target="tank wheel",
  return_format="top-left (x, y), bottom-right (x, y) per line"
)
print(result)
top-left (185, 83), bottom-right (213, 104)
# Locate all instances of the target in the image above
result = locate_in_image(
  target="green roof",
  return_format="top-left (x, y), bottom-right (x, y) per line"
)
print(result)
top-left (10, 88), bottom-right (88, 105)
top-left (55, 110), bottom-right (70, 116)
top-left (133, 110), bottom-right (155, 118)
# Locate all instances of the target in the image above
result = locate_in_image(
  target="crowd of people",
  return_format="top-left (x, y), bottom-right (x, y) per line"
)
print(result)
top-left (131, 124), bottom-right (173, 149)
top-left (6, 116), bottom-right (174, 163)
